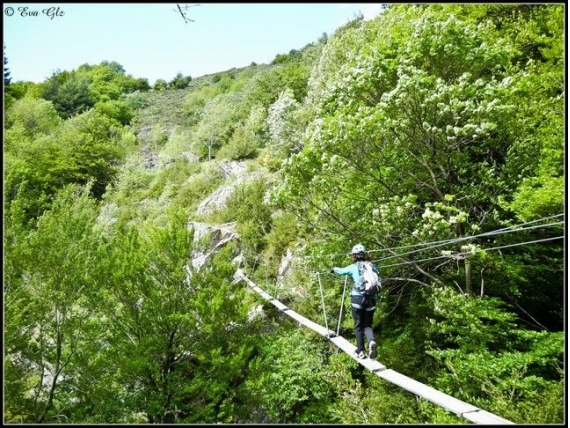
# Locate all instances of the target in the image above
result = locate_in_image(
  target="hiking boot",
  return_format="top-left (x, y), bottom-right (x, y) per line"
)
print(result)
top-left (369, 341), bottom-right (377, 359)
top-left (354, 350), bottom-right (367, 359)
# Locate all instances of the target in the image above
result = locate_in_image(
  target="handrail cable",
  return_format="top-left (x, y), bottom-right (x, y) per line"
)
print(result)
top-left (311, 235), bottom-right (563, 274)
top-left (370, 222), bottom-right (564, 260)
top-left (297, 213), bottom-right (564, 260)
top-left (370, 214), bottom-right (564, 254)
top-left (316, 272), bottom-right (331, 337)
top-left (336, 276), bottom-right (348, 336)
top-left (372, 221), bottom-right (563, 264)
top-left (376, 235), bottom-right (564, 269)
top-left (238, 218), bottom-right (564, 275)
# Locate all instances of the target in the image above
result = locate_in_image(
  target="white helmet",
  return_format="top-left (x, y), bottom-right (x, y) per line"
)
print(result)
top-left (351, 244), bottom-right (366, 254)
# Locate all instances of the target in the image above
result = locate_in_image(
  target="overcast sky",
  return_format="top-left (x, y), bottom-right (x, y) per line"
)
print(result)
top-left (3, 3), bottom-right (385, 84)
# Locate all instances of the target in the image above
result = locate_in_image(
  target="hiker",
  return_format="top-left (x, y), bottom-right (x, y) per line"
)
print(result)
top-left (331, 244), bottom-right (380, 359)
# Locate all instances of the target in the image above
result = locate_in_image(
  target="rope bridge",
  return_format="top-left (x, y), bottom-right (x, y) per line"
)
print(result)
top-left (234, 268), bottom-right (514, 425)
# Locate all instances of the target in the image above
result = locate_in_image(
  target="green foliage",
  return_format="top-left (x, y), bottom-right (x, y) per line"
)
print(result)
top-left (506, 175), bottom-right (564, 221)
top-left (52, 109), bottom-right (135, 197)
top-left (246, 63), bottom-right (310, 107)
top-left (422, 286), bottom-right (563, 423)
top-left (153, 78), bottom-right (167, 90)
top-left (5, 107), bottom-right (135, 224)
top-left (169, 72), bottom-right (192, 89)
top-left (182, 88), bottom-right (208, 125)
top-left (101, 152), bottom-right (155, 204)
top-left (192, 91), bottom-right (252, 160)
top-left (216, 103), bottom-right (267, 161)
top-left (265, 87), bottom-right (310, 163)
top-left (272, 3), bottom-right (563, 328)
top-left (210, 178), bottom-right (272, 256)
top-left (213, 73), bottom-right (234, 92)
top-left (216, 125), bottom-right (259, 160)
top-left (5, 97), bottom-right (63, 141)
top-left (2, 207), bottom-right (260, 423)
top-left (4, 80), bottom-right (40, 111)
top-left (52, 74), bottom-right (94, 118)
top-left (4, 45), bottom-right (11, 85)
top-left (270, 48), bottom-right (301, 65)
top-left (171, 163), bottom-right (222, 210)
top-left (135, 77), bottom-right (151, 91)
top-left (4, 183), bottom-right (102, 423)
top-left (263, 211), bottom-right (299, 260)
top-left (93, 98), bottom-right (134, 125)
top-left (144, 157), bottom-right (195, 198)
top-left (325, 352), bottom-right (460, 424)
top-left (243, 329), bottom-right (334, 422)
top-left (113, 222), bottom-right (255, 422)
top-left (40, 61), bottom-right (146, 119)
top-left (5, 80), bottom-right (41, 101)
top-left (424, 287), bottom-right (518, 352)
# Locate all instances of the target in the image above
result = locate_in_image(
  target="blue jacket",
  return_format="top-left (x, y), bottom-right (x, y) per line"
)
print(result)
top-left (332, 262), bottom-right (380, 307)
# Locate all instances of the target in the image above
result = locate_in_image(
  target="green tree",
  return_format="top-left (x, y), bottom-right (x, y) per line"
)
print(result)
top-left (5, 97), bottom-right (63, 140)
top-left (94, 98), bottom-right (134, 125)
top-left (5, 107), bottom-right (135, 223)
top-left (192, 91), bottom-right (251, 160)
top-left (243, 329), bottom-right (335, 423)
top-left (4, 45), bottom-right (11, 85)
top-left (266, 87), bottom-right (303, 158)
top-left (246, 63), bottom-right (310, 107)
top-left (85, 213), bottom-right (261, 422)
top-left (153, 79), bottom-right (168, 91)
top-left (169, 72), bottom-right (192, 89)
top-left (272, 4), bottom-right (563, 316)
top-left (217, 104), bottom-right (266, 161)
top-left (40, 61), bottom-right (147, 118)
top-left (4, 184), bottom-right (102, 423)
top-left (423, 287), bottom-right (564, 423)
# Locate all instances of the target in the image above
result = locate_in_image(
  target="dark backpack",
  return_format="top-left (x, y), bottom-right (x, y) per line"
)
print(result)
top-left (357, 261), bottom-right (381, 295)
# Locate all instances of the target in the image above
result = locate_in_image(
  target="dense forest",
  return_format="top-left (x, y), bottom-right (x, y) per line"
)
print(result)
top-left (3, 4), bottom-right (565, 424)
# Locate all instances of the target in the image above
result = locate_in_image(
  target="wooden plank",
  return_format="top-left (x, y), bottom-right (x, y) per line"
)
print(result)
top-left (378, 369), bottom-right (479, 415)
top-left (462, 409), bottom-right (515, 425)
top-left (270, 299), bottom-right (288, 311)
top-left (330, 336), bottom-right (386, 372)
top-left (283, 309), bottom-right (334, 337)
top-left (329, 335), bottom-right (357, 355)
top-left (238, 270), bottom-right (278, 301)
top-left (251, 285), bottom-right (273, 300)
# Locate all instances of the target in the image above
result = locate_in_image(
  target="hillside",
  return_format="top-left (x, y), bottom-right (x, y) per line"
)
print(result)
top-left (3, 4), bottom-right (564, 424)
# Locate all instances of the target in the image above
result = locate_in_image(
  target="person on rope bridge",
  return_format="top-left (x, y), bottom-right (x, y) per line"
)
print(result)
top-left (331, 244), bottom-right (380, 360)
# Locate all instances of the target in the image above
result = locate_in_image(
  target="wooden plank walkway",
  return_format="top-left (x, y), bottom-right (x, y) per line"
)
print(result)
top-left (234, 269), bottom-right (514, 425)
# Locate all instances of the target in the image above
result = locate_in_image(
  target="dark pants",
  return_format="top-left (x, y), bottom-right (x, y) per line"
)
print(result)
top-left (351, 295), bottom-right (376, 353)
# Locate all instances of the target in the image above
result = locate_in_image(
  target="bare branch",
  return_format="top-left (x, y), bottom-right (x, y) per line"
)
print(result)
top-left (387, 277), bottom-right (431, 287)
top-left (176, 3), bottom-right (199, 23)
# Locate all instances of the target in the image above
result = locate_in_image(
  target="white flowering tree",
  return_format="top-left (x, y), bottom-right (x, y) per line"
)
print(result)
top-left (266, 88), bottom-right (302, 157)
top-left (272, 4), bottom-right (563, 297)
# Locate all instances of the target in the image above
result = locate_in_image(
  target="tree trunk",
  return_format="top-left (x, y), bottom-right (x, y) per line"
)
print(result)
top-left (465, 257), bottom-right (473, 297)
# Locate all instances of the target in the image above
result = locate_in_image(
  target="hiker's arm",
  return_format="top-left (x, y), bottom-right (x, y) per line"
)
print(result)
top-left (332, 265), bottom-right (359, 286)
top-left (332, 265), bottom-right (356, 276)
